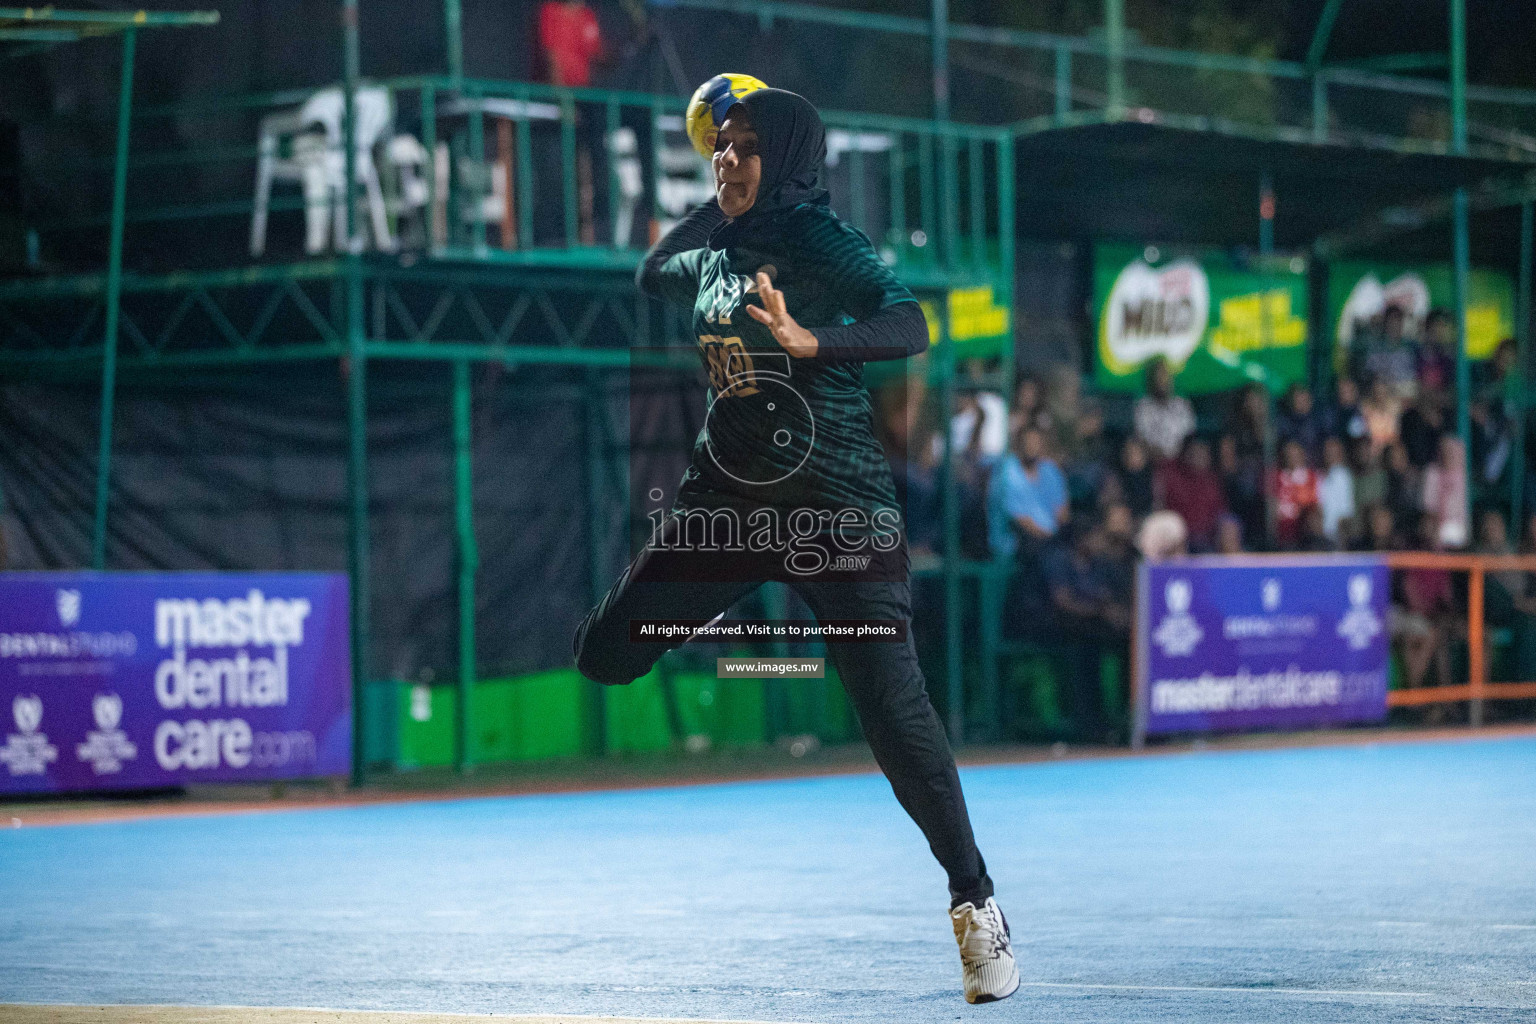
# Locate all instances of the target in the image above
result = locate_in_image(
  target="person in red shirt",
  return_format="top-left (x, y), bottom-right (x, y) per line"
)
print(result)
top-left (1271, 439), bottom-right (1318, 548)
top-left (539, 0), bottom-right (602, 87)
top-left (1156, 436), bottom-right (1226, 552)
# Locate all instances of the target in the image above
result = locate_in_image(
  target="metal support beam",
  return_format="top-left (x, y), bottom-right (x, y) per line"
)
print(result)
top-left (1515, 201), bottom-right (1533, 534)
top-left (453, 359), bottom-right (477, 773)
top-left (1310, 74), bottom-right (1328, 143)
top-left (931, 0), bottom-right (949, 122)
top-left (1104, 0), bottom-right (1125, 115)
top-left (1453, 187), bottom-right (1472, 517)
top-left (91, 26), bottom-right (135, 571)
top-left (1449, 0), bottom-right (1467, 155)
top-left (1054, 45), bottom-right (1072, 123)
top-left (342, 0), bottom-right (371, 785)
top-left (938, 305), bottom-right (962, 745)
top-left (444, 0), bottom-right (463, 87)
top-left (1305, 0), bottom-right (1345, 69)
top-left (583, 369), bottom-right (608, 757)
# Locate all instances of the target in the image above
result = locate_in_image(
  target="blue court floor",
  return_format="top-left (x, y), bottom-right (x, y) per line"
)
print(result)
top-left (2, 735), bottom-right (1534, 1023)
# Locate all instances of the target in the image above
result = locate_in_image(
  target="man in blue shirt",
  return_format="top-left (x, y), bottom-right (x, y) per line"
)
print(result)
top-left (987, 425), bottom-right (1068, 560)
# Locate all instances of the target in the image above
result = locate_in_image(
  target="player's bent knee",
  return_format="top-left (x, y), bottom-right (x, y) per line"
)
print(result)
top-left (573, 631), bottom-right (641, 687)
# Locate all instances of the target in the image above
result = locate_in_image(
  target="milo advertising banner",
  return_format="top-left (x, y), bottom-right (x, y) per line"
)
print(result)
top-left (1094, 243), bottom-right (1309, 395)
top-left (1329, 261), bottom-right (1515, 364)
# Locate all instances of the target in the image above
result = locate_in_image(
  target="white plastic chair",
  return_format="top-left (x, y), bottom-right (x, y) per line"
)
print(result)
top-left (250, 85), bottom-right (394, 256)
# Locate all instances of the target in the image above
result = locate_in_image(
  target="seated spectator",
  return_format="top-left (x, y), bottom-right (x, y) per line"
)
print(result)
top-left (1041, 517), bottom-right (1125, 743)
top-left (1217, 433), bottom-right (1266, 550)
top-left (1421, 435), bottom-right (1468, 548)
top-left (1275, 383), bottom-right (1324, 460)
top-left (1295, 505), bottom-right (1337, 552)
top-left (1355, 502), bottom-right (1399, 552)
top-left (1360, 377), bottom-right (1403, 455)
top-left (1229, 382), bottom-right (1269, 460)
top-left (1214, 513), bottom-right (1245, 555)
top-left (1472, 338), bottom-right (1518, 487)
top-left (1352, 435), bottom-right (1388, 510)
top-left (1099, 502), bottom-right (1138, 591)
top-left (1417, 309), bottom-right (1455, 402)
top-left (1063, 398), bottom-right (1112, 509)
top-left (1133, 357), bottom-right (1195, 461)
top-left (1384, 441), bottom-right (1422, 527)
top-left (1392, 512), bottom-right (1454, 695)
top-left (1319, 375), bottom-right (1368, 443)
top-left (1008, 374), bottom-right (1047, 443)
top-left (1317, 436), bottom-right (1356, 542)
top-left (1136, 510), bottom-right (1188, 561)
top-left (945, 362), bottom-right (1009, 464)
top-left (1359, 305), bottom-right (1419, 400)
top-left (1476, 507), bottom-right (1536, 683)
top-left (1271, 439), bottom-right (1318, 548)
top-left (1111, 435), bottom-right (1155, 518)
top-left (986, 425), bottom-right (1067, 561)
top-left (1157, 436), bottom-right (1226, 552)
top-left (1400, 393), bottom-right (1448, 469)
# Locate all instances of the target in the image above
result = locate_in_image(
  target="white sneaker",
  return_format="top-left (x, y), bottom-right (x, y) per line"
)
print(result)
top-left (950, 896), bottom-right (1020, 1004)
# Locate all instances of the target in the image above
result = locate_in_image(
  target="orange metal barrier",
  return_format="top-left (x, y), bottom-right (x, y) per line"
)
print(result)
top-left (1384, 552), bottom-right (1536, 721)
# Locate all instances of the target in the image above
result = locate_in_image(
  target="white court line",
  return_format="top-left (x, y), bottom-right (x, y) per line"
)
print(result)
top-left (1490, 924), bottom-right (1536, 930)
top-left (1018, 982), bottom-right (1435, 999)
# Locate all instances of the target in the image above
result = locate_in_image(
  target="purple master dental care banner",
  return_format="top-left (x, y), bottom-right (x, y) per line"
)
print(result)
top-left (1135, 556), bottom-right (1389, 739)
top-left (0, 572), bottom-right (351, 795)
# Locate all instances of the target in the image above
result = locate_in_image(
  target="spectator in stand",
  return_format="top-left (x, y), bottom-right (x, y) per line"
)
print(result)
top-left (1133, 357), bottom-right (1195, 461)
top-left (1099, 502), bottom-right (1138, 593)
top-left (1218, 433), bottom-right (1266, 549)
top-left (1355, 502), bottom-right (1398, 551)
top-left (1231, 382), bottom-right (1269, 458)
top-left (1214, 513), bottom-right (1245, 555)
top-left (1062, 398), bottom-right (1111, 510)
top-left (1472, 338), bottom-right (1519, 488)
top-left (1136, 510), bottom-right (1188, 561)
top-left (1400, 392), bottom-right (1448, 468)
top-left (538, 0), bottom-right (603, 86)
top-left (1272, 439), bottom-right (1318, 548)
top-left (1476, 508), bottom-right (1536, 683)
top-left (987, 425), bottom-right (1068, 561)
top-left (1295, 504), bottom-right (1336, 552)
top-left (1157, 436), bottom-right (1226, 552)
top-left (1361, 305), bottom-right (1419, 400)
top-left (944, 389), bottom-right (1008, 467)
top-left (1111, 435), bottom-right (1155, 518)
top-left (1393, 512), bottom-right (1455, 701)
top-left (1422, 434), bottom-right (1469, 548)
top-left (1417, 309), bottom-right (1455, 402)
top-left (1352, 435), bottom-right (1388, 510)
top-left (1384, 440), bottom-right (1423, 528)
top-left (1275, 383), bottom-right (1324, 460)
top-left (1360, 377), bottom-right (1403, 455)
top-left (1317, 436), bottom-right (1356, 542)
top-left (946, 360), bottom-right (1009, 464)
top-left (1320, 376), bottom-right (1368, 444)
top-left (1041, 516), bottom-right (1125, 744)
top-left (1008, 375), bottom-right (1047, 443)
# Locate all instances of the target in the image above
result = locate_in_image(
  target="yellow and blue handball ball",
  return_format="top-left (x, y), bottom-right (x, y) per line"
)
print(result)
top-left (685, 73), bottom-right (768, 159)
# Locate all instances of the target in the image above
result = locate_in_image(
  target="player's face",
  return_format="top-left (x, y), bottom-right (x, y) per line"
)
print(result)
top-left (713, 116), bottom-right (761, 218)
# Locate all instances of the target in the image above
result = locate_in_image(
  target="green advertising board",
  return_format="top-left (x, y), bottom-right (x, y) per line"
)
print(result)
top-left (1328, 261), bottom-right (1515, 366)
top-left (1094, 242), bottom-right (1309, 395)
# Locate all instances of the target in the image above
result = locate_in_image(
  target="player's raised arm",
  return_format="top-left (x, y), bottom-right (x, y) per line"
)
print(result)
top-left (634, 198), bottom-right (724, 307)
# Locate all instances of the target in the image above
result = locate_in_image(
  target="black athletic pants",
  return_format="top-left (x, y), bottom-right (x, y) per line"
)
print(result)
top-left (572, 522), bottom-right (994, 908)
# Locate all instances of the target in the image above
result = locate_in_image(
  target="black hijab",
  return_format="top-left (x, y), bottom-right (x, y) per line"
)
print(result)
top-left (709, 88), bottom-right (829, 250)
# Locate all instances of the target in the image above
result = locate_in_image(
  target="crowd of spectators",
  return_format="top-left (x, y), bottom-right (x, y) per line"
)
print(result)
top-left (885, 313), bottom-right (1532, 738)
